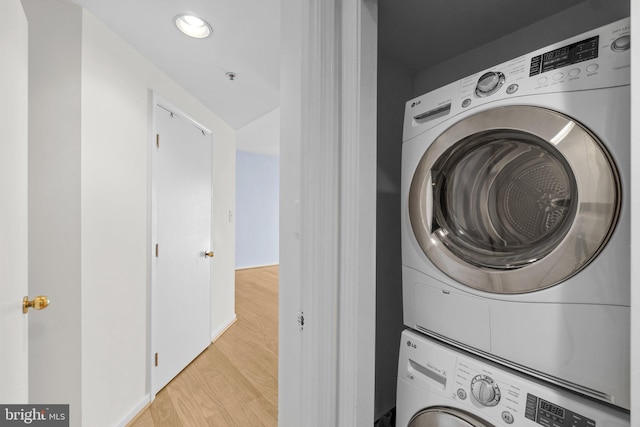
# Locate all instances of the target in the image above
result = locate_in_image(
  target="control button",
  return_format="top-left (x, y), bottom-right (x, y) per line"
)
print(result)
top-left (475, 71), bottom-right (505, 97)
top-left (569, 68), bottom-right (580, 77)
top-left (537, 76), bottom-right (548, 85)
top-left (525, 393), bottom-right (538, 421)
top-left (611, 34), bottom-right (631, 52)
top-left (457, 388), bottom-right (467, 400)
top-left (462, 98), bottom-right (472, 108)
top-left (553, 72), bottom-right (563, 81)
top-left (502, 411), bottom-right (514, 424)
top-left (586, 63), bottom-right (599, 73)
top-left (506, 84), bottom-right (519, 94)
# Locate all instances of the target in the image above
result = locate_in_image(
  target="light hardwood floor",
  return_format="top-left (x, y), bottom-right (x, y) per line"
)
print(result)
top-left (128, 266), bottom-right (278, 427)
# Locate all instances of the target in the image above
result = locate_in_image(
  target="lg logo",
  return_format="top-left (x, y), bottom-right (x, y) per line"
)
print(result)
top-left (406, 340), bottom-right (417, 349)
top-left (411, 100), bottom-right (421, 108)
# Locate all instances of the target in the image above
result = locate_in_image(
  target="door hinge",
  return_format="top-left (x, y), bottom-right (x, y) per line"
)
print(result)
top-left (155, 244), bottom-right (159, 257)
top-left (156, 133), bottom-right (160, 149)
top-left (155, 352), bottom-right (159, 367)
top-left (297, 310), bottom-right (304, 331)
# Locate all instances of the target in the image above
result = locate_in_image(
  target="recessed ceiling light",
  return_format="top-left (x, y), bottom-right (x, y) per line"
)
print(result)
top-left (174, 14), bottom-right (212, 39)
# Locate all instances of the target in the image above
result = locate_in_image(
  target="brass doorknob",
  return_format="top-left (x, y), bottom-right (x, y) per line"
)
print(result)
top-left (23, 296), bottom-right (50, 314)
top-left (204, 251), bottom-right (214, 258)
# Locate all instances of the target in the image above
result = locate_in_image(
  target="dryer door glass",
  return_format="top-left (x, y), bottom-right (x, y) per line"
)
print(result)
top-left (431, 129), bottom-right (577, 269)
top-left (409, 105), bottom-right (620, 293)
top-left (408, 407), bottom-right (494, 427)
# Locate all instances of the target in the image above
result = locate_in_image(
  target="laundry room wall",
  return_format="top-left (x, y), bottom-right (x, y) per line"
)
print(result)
top-left (235, 150), bottom-right (280, 269)
top-left (414, 0), bottom-right (630, 95)
top-left (375, 54), bottom-right (414, 420)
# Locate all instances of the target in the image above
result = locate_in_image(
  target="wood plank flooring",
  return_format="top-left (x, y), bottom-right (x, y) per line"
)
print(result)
top-left (128, 266), bottom-right (278, 427)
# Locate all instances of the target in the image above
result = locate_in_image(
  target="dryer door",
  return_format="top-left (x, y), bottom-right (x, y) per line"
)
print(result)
top-left (408, 407), bottom-right (494, 427)
top-left (409, 105), bottom-right (620, 293)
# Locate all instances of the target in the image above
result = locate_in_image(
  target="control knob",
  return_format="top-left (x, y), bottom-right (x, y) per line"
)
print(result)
top-left (470, 375), bottom-right (501, 407)
top-left (475, 71), bottom-right (505, 97)
top-left (611, 34), bottom-right (630, 52)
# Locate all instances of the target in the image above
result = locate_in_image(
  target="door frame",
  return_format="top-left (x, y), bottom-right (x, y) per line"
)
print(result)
top-left (148, 93), bottom-right (214, 397)
top-left (279, 0), bottom-right (377, 425)
top-left (630, 0), bottom-right (640, 419)
top-left (0, 0), bottom-right (29, 404)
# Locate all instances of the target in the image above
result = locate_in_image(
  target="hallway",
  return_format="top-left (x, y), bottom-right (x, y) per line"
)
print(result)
top-left (129, 266), bottom-right (278, 426)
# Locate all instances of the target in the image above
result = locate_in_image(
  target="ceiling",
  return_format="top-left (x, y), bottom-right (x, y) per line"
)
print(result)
top-left (64, 0), bottom-right (588, 139)
top-left (67, 0), bottom-right (281, 131)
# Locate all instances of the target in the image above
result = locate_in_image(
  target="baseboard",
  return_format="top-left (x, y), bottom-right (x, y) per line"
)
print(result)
top-left (211, 314), bottom-right (237, 342)
top-left (116, 394), bottom-right (151, 427)
top-left (235, 263), bottom-right (279, 271)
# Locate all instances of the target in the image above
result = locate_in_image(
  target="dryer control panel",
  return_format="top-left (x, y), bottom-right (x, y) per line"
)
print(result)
top-left (459, 17), bottom-right (630, 109)
top-left (528, 35), bottom-right (599, 76)
top-left (403, 17), bottom-right (630, 142)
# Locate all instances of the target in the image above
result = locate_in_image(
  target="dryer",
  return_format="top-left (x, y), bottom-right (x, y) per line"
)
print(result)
top-left (397, 329), bottom-right (629, 427)
top-left (401, 19), bottom-right (630, 409)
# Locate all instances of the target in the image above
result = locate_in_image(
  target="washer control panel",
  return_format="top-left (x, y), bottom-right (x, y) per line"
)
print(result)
top-left (453, 358), bottom-right (523, 424)
top-left (525, 394), bottom-right (595, 427)
top-left (397, 330), bottom-right (629, 427)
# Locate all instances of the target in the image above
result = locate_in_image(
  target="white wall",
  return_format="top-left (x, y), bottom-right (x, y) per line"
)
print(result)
top-left (0, 0), bottom-right (29, 404)
top-left (81, 10), bottom-right (236, 425)
top-left (236, 108), bottom-right (280, 157)
top-left (22, 1), bottom-right (237, 426)
top-left (236, 150), bottom-right (279, 269)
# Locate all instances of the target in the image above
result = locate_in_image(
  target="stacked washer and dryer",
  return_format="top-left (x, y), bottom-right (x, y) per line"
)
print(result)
top-left (398, 18), bottom-right (631, 426)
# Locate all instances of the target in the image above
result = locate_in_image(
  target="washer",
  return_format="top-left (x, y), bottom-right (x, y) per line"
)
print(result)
top-left (401, 19), bottom-right (630, 409)
top-left (397, 329), bottom-right (629, 427)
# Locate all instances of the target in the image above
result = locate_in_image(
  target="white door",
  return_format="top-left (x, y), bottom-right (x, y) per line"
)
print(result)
top-left (152, 103), bottom-right (213, 393)
top-left (0, 0), bottom-right (30, 403)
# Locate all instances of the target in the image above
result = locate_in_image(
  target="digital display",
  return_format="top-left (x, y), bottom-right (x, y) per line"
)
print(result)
top-left (529, 36), bottom-right (599, 76)
top-left (543, 47), bottom-right (570, 64)
top-left (527, 393), bottom-right (595, 427)
top-left (539, 399), bottom-right (565, 418)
